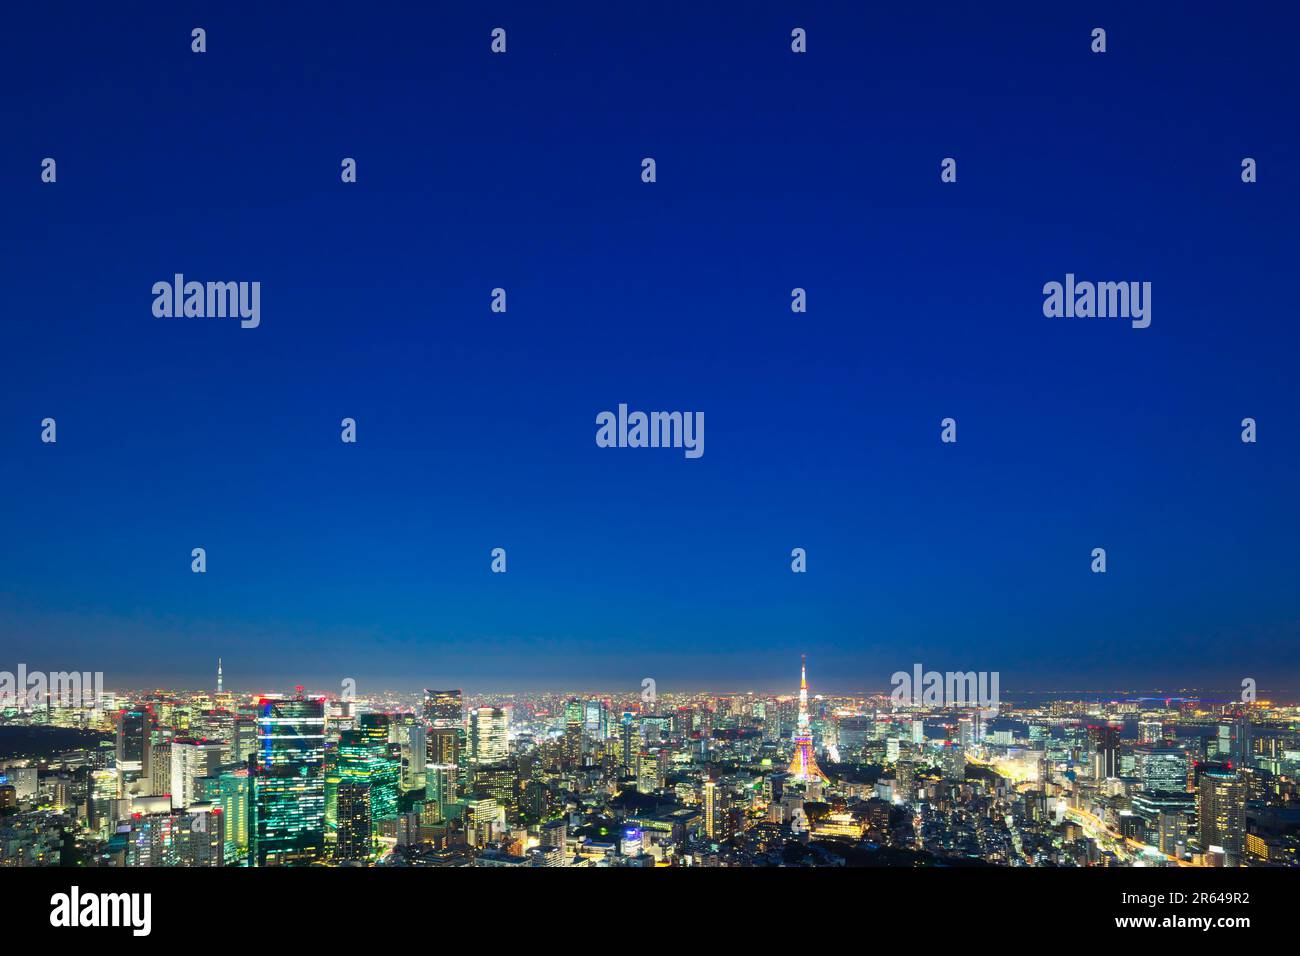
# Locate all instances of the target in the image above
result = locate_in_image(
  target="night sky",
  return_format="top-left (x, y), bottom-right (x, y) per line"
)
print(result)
top-left (1, 3), bottom-right (1297, 695)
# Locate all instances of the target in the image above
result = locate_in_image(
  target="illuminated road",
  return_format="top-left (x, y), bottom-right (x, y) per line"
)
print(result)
top-left (1064, 807), bottom-right (1195, 867)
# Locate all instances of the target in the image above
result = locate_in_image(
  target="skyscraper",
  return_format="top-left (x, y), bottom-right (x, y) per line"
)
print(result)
top-left (402, 722), bottom-right (428, 790)
top-left (563, 698), bottom-right (585, 765)
top-left (704, 779), bottom-right (719, 839)
top-left (335, 782), bottom-right (372, 863)
top-left (250, 695), bottom-right (326, 867)
top-left (1197, 764), bottom-right (1245, 866)
top-left (1134, 744), bottom-right (1189, 794)
top-left (470, 706), bottom-right (509, 766)
top-left (217, 767), bottom-right (249, 864)
top-left (585, 699), bottom-right (609, 741)
top-left (619, 712), bottom-right (637, 771)
top-left (958, 715), bottom-right (975, 751)
top-left (116, 707), bottom-right (152, 795)
top-left (337, 726), bottom-right (400, 828)
top-left (1138, 718), bottom-right (1163, 743)
top-left (423, 689), bottom-right (463, 730)
top-left (424, 761), bottom-right (458, 816)
top-left (1088, 723), bottom-right (1121, 779)
top-left (169, 739), bottom-right (223, 809)
top-left (428, 727), bottom-right (460, 766)
top-left (636, 750), bottom-right (661, 794)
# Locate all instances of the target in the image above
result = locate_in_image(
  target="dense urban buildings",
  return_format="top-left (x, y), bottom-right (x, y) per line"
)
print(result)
top-left (1, 659), bottom-right (1298, 868)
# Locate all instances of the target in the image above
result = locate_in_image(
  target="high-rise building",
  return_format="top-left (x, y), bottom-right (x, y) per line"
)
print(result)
top-left (428, 727), bottom-right (460, 766)
top-left (174, 805), bottom-right (224, 866)
top-left (1134, 745), bottom-right (1190, 794)
top-left (703, 779), bottom-right (719, 840)
top-left (116, 707), bottom-right (152, 795)
top-left (471, 761), bottom-right (517, 821)
top-left (894, 754), bottom-right (915, 804)
top-left (125, 806), bottom-right (224, 867)
top-left (169, 739), bottom-right (223, 809)
top-left (250, 695), bottom-right (326, 866)
top-left (563, 698), bottom-right (585, 765)
top-left (89, 768), bottom-right (119, 835)
top-left (942, 740), bottom-right (966, 780)
top-left (1088, 723), bottom-right (1121, 779)
top-left (216, 767), bottom-right (249, 863)
top-left (1197, 764), bottom-right (1245, 866)
top-left (402, 722), bottom-right (427, 790)
top-left (357, 712), bottom-right (390, 747)
top-left (958, 716), bottom-right (975, 751)
top-left (6, 767), bottom-right (37, 802)
top-left (636, 750), bottom-right (662, 794)
top-left (465, 797), bottom-right (503, 846)
top-left (1211, 714), bottom-right (1253, 768)
top-left (619, 712), bottom-right (637, 771)
top-left (470, 706), bottom-right (509, 766)
top-left (584, 699), bottom-right (609, 741)
top-left (1234, 712), bottom-right (1252, 768)
top-left (423, 690), bottom-right (466, 792)
top-left (1138, 718), bottom-right (1164, 743)
top-left (1132, 791), bottom-right (1194, 858)
top-left (423, 689), bottom-right (463, 730)
top-left (425, 762), bottom-right (458, 816)
top-left (232, 714), bottom-right (258, 764)
top-left (337, 724), bottom-right (400, 829)
top-left (335, 782), bottom-right (372, 862)
top-left (1157, 810), bottom-right (1189, 858)
top-left (149, 739), bottom-right (172, 799)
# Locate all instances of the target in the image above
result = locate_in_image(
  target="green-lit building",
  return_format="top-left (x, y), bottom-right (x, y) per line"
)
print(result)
top-left (337, 723), bottom-right (400, 834)
top-left (250, 695), bottom-right (326, 866)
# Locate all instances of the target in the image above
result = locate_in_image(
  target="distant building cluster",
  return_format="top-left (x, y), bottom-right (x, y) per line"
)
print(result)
top-left (2, 659), bottom-right (1299, 868)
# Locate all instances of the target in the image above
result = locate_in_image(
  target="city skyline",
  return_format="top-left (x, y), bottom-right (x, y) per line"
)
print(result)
top-left (7, 661), bottom-right (1295, 702)
top-left (3, 653), bottom-right (1291, 708)
top-left (2, 652), bottom-right (1292, 872)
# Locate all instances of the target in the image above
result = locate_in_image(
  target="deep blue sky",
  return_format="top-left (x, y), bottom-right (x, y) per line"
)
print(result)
top-left (1, 3), bottom-right (1297, 695)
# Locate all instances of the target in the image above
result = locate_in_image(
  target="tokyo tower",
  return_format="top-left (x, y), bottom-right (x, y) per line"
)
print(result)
top-left (787, 654), bottom-right (828, 783)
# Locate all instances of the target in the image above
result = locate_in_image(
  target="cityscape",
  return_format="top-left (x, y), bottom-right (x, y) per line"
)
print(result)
top-left (1, 657), bottom-right (1296, 869)
top-left (0, 5), bottom-right (1292, 935)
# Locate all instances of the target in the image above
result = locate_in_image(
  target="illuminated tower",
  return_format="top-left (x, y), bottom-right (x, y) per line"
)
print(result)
top-left (787, 655), bottom-right (828, 783)
top-left (217, 657), bottom-right (223, 694)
